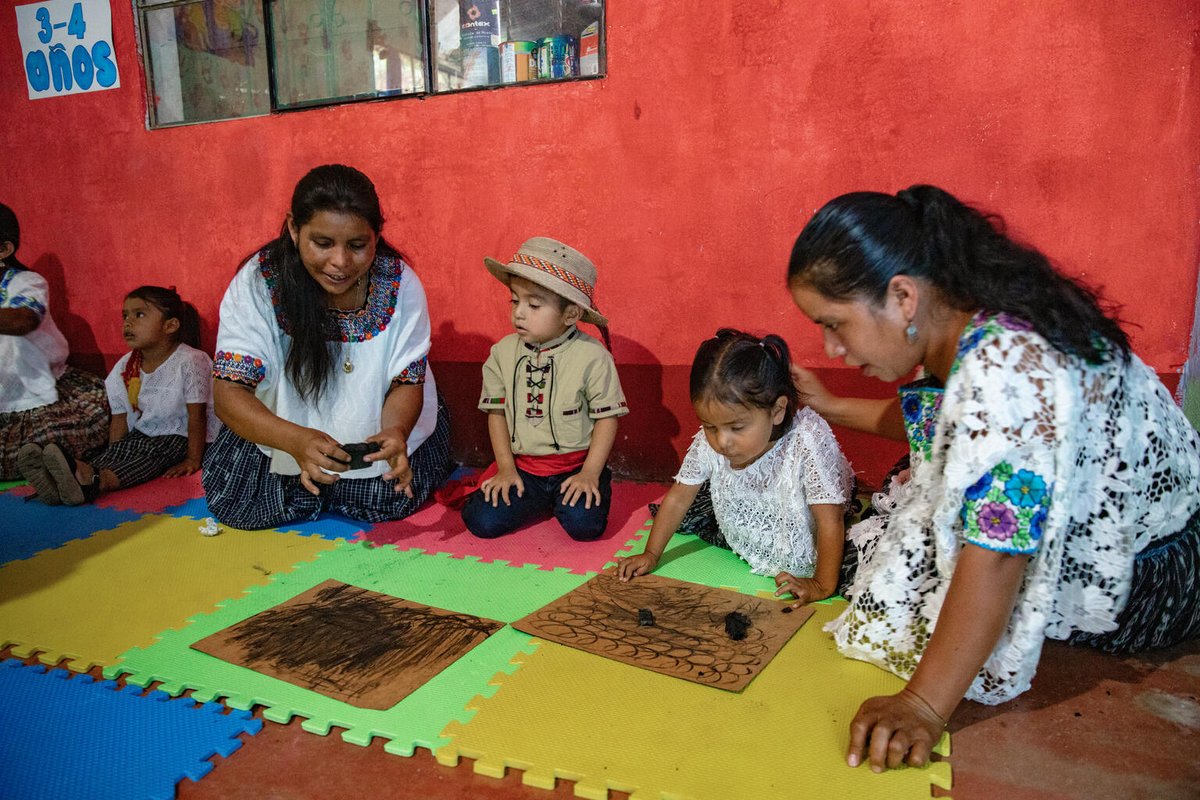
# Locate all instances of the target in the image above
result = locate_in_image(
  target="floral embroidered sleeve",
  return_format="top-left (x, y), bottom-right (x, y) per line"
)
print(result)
top-left (960, 461), bottom-right (1052, 554)
top-left (391, 356), bottom-right (427, 386)
top-left (213, 258), bottom-right (278, 390)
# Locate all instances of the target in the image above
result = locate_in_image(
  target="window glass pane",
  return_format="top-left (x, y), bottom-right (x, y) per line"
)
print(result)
top-left (431, 0), bottom-right (603, 92)
top-left (271, 0), bottom-right (425, 108)
top-left (144, 1), bottom-right (271, 125)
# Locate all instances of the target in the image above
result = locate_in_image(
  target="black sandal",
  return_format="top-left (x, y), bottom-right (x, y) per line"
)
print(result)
top-left (42, 444), bottom-right (100, 506)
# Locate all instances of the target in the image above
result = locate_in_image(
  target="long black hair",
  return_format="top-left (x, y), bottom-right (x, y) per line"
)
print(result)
top-left (268, 164), bottom-right (390, 402)
top-left (127, 285), bottom-right (201, 348)
top-left (0, 202), bottom-right (27, 271)
top-left (690, 328), bottom-right (799, 438)
top-left (787, 184), bottom-right (1129, 363)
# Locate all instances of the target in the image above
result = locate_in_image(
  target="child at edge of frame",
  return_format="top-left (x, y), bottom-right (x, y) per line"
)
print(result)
top-left (461, 236), bottom-right (628, 542)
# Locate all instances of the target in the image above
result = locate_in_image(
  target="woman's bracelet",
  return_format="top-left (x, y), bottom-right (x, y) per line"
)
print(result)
top-left (901, 686), bottom-right (949, 729)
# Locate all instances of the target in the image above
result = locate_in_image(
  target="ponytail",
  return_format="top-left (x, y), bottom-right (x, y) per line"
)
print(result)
top-left (789, 184), bottom-right (1130, 363)
top-left (126, 285), bottom-right (201, 348)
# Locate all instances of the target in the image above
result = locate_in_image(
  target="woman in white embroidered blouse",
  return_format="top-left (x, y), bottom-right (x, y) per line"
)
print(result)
top-left (787, 185), bottom-right (1200, 773)
top-left (202, 165), bottom-right (452, 529)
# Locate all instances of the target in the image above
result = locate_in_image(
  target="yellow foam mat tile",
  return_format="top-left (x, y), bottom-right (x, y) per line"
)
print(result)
top-left (0, 514), bottom-right (338, 671)
top-left (438, 601), bottom-right (951, 800)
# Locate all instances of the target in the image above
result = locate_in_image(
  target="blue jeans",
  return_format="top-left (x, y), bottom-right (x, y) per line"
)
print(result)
top-left (462, 465), bottom-right (612, 541)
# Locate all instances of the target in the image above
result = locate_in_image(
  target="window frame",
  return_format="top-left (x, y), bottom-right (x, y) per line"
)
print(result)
top-left (135, 0), bottom-right (607, 129)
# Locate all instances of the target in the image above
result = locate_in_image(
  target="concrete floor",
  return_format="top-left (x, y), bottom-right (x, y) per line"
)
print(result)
top-left (164, 636), bottom-right (1200, 800)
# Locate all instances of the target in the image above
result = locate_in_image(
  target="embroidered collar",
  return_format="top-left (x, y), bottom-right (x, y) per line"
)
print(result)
top-left (522, 326), bottom-right (577, 355)
top-left (257, 246), bottom-right (405, 343)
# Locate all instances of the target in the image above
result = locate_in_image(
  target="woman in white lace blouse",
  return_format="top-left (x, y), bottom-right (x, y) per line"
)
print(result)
top-left (788, 185), bottom-right (1200, 773)
top-left (617, 329), bottom-right (854, 606)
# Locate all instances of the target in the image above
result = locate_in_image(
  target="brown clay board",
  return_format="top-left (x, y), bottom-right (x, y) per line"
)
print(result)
top-left (511, 569), bottom-right (815, 691)
top-left (192, 579), bottom-right (503, 710)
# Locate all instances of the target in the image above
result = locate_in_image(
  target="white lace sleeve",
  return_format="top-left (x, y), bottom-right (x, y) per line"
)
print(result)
top-left (674, 428), bottom-right (713, 485)
top-left (795, 409), bottom-right (854, 505)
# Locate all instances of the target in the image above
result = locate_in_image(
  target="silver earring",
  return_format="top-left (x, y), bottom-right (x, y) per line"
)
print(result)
top-left (905, 322), bottom-right (918, 344)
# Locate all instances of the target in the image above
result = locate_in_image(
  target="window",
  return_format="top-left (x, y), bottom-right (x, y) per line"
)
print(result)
top-left (136, 0), bottom-right (605, 127)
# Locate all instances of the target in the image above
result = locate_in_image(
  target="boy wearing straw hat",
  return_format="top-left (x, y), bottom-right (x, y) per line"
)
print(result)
top-left (462, 237), bottom-right (628, 541)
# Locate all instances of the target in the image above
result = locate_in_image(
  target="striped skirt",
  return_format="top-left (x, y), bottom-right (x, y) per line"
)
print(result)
top-left (0, 366), bottom-right (109, 481)
top-left (201, 394), bottom-right (453, 530)
top-left (1069, 507), bottom-right (1200, 654)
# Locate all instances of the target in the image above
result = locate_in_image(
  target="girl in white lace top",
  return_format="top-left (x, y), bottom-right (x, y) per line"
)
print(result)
top-left (617, 329), bottom-right (854, 606)
top-left (788, 185), bottom-right (1200, 774)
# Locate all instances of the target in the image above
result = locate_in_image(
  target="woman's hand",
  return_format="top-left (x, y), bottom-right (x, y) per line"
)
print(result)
top-left (616, 551), bottom-right (659, 581)
top-left (790, 364), bottom-right (836, 416)
top-left (560, 469), bottom-right (602, 509)
top-left (847, 687), bottom-right (947, 772)
top-left (480, 468), bottom-right (524, 507)
top-left (291, 428), bottom-right (349, 496)
top-left (164, 457), bottom-right (202, 478)
top-left (774, 571), bottom-right (833, 607)
top-left (368, 426), bottom-right (413, 496)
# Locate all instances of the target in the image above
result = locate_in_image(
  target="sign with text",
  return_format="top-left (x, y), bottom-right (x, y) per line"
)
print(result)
top-left (15, 0), bottom-right (120, 99)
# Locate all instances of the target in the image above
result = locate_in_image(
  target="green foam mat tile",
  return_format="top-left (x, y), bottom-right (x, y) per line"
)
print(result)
top-left (608, 522), bottom-right (778, 597)
top-left (105, 542), bottom-right (589, 756)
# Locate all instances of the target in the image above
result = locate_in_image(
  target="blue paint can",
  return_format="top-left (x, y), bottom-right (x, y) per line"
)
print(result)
top-left (535, 35), bottom-right (578, 79)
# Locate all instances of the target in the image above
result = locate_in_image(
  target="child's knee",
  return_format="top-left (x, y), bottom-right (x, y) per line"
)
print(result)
top-left (557, 507), bottom-right (608, 541)
top-left (462, 495), bottom-right (516, 539)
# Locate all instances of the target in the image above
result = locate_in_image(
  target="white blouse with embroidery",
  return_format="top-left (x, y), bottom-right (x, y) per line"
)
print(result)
top-left (0, 267), bottom-right (68, 413)
top-left (105, 344), bottom-right (219, 441)
top-left (212, 248), bottom-right (438, 478)
top-left (676, 408), bottom-right (854, 577)
top-left (829, 312), bottom-right (1200, 704)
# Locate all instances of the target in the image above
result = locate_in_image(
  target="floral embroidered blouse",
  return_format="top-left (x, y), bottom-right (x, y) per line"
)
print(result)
top-left (829, 311), bottom-right (1200, 704)
top-left (213, 246), bottom-right (439, 477)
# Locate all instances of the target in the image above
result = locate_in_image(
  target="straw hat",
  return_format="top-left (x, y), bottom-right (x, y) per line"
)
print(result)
top-left (484, 237), bottom-right (607, 326)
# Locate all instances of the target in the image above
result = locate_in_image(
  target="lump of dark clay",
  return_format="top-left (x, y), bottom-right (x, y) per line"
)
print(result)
top-left (724, 611), bottom-right (751, 640)
top-left (637, 608), bottom-right (656, 627)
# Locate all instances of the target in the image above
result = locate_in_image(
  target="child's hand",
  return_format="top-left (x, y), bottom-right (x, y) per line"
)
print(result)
top-left (481, 469), bottom-right (524, 507)
top-left (560, 469), bottom-right (601, 509)
top-left (617, 552), bottom-right (659, 581)
top-left (163, 457), bottom-right (202, 478)
top-left (368, 427), bottom-right (413, 497)
top-left (774, 571), bottom-right (834, 607)
top-left (291, 428), bottom-right (348, 496)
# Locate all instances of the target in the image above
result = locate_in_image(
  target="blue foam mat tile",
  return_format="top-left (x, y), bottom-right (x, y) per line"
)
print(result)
top-left (0, 492), bottom-right (141, 566)
top-left (162, 497), bottom-right (371, 540)
top-left (0, 658), bottom-right (262, 800)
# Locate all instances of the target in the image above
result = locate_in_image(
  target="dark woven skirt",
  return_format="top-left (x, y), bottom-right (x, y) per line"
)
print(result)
top-left (0, 366), bottom-right (109, 480)
top-left (201, 394), bottom-right (453, 530)
top-left (1068, 507), bottom-right (1200, 655)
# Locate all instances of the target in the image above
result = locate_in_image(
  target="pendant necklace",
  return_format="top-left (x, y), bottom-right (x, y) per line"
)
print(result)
top-left (340, 273), bottom-right (368, 374)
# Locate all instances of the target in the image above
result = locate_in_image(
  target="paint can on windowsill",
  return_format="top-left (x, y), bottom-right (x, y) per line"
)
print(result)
top-left (500, 40), bottom-right (536, 83)
top-left (534, 35), bottom-right (578, 80)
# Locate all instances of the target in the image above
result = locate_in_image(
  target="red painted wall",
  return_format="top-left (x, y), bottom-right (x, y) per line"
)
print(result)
top-left (3, 1), bottom-right (1197, 485)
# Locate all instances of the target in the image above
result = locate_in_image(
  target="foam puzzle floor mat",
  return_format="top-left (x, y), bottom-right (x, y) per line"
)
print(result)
top-left (95, 471), bottom-right (206, 514)
top-left (0, 487), bottom-right (142, 566)
top-left (0, 658), bottom-right (262, 800)
top-left (359, 481), bottom-right (666, 575)
top-left (165, 496), bottom-right (373, 541)
top-left (0, 514), bottom-right (338, 670)
top-left (106, 542), bottom-right (590, 756)
top-left (438, 601), bottom-right (952, 800)
top-left (611, 522), bottom-right (783, 596)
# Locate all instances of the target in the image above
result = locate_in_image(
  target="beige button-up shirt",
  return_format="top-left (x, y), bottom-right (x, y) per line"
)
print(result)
top-left (479, 327), bottom-right (628, 455)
